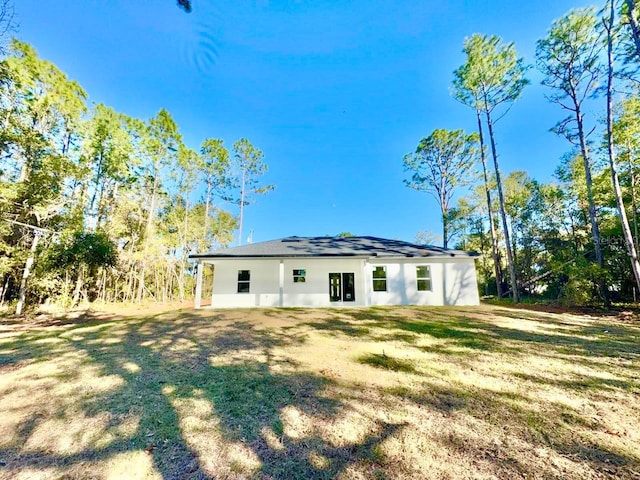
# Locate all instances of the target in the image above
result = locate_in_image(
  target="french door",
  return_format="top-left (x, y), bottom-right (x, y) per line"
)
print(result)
top-left (329, 272), bottom-right (355, 302)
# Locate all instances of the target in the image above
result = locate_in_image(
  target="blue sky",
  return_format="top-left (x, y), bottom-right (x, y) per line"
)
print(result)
top-left (16, 0), bottom-right (595, 245)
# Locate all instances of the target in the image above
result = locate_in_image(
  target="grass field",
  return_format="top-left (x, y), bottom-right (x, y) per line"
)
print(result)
top-left (0, 304), bottom-right (639, 479)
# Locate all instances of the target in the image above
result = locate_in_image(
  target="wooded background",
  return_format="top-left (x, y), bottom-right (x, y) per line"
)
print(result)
top-left (4, 1), bottom-right (640, 312)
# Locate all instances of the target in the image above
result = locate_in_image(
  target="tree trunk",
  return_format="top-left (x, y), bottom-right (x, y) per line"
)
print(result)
top-left (138, 169), bottom-right (159, 302)
top-left (89, 149), bottom-right (104, 229)
top-left (605, 1), bottom-right (640, 293)
top-left (625, 0), bottom-right (640, 61)
top-left (0, 275), bottom-right (9, 307)
top-left (15, 231), bottom-right (41, 315)
top-left (574, 102), bottom-right (608, 304)
top-left (484, 108), bottom-right (519, 302)
top-left (628, 149), bottom-right (640, 252)
top-left (442, 205), bottom-right (448, 249)
top-left (204, 178), bottom-right (213, 246)
top-left (72, 264), bottom-right (85, 307)
top-left (179, 200), bottom-right (189, 302)
top-left (476, 110), bottom-right (503, 297)
top-left (238, 170), bottom-right (246, 246)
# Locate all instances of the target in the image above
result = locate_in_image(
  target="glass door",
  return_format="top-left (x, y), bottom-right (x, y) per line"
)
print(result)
top-left (329, 273), bottom-right (341, 301)
top-left (328, 273), bottom-right (355, 302)
top-left (342, 273), bottom-right (355, 301)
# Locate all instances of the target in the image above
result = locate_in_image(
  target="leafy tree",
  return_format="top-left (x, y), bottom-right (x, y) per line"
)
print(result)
top-left (199, 138), bottom-right (231, 247)
top-left (0, 40), bottom-right (240, 311)
top-left (0, 40), bottom-right (87, 313)
top-left (230, 138), bottom-right (275, 245)
top-left (622, 0), bottom-right (640, 61)
top-left (48, 231), bottom-right (118, 305)
top-left (0, 0), bottom-right (15, 54)
top-left (452, 46), bottom-right (504, 296)
top-left (82, 104), bottom-right (136, 230)
top-left (536, 8), bottom-right (609, 303)
top-left (613, 95), bottom-right (640, 251)
top-left (453, 34), bottom-right (529, 301)
top-left (403, 129), bottom-right (478, 248)
top-left (602, 0), bottom-right (640, 295)
top-left (136, 109), bottom-right (182, 301)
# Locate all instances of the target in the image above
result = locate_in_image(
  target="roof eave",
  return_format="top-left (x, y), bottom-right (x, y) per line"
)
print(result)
top-left (189, 252), bottom-right (480, 260)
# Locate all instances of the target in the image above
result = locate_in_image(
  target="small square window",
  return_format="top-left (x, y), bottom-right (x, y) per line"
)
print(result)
top-left (416, 266), bottom-right (431, 291)
top-left (372, 266), bottom-right (387, 292)
top-left (293, 269), bottom-right (306, 283)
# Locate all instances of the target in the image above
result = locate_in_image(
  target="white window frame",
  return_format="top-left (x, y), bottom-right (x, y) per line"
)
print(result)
top-left (372, 266), bottom-right (387, 292)
top-left (416, 265), bottom-right (432, 291)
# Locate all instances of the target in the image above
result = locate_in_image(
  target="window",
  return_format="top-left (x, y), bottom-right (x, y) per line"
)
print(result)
top-left (293, 269), bottom-right (306, 283)
top-left (416, 266), bottom-right (432, 291)
top-left (372, 266), bottom-right (387, 292)
top-left (237, 270), bottom-right (250, 293)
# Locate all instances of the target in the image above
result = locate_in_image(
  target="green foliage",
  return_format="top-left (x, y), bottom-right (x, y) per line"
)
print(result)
top-left (404, 129), bottom-right (479, 248)
top-left (536, 8), bottom-right (602, 141)
top-left (230, 138), bottom-right (275, 245)
top-left (199, 138), bottom-right (231, 201)
top-left (358, 353), bottom-right (416, 373)
top-left (452, 34), bottom-right (530, 114)
top-left (0, 41), bottom-right (248, 310)
top-left (50, 232), bottom-right (117, 271)
top-left (231, 138), bottom-right (275, 206)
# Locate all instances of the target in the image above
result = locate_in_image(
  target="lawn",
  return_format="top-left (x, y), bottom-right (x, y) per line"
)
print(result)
top-left (0, 304), bottom-right (639, 479)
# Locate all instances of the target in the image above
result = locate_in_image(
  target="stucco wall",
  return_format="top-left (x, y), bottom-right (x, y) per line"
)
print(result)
top-left (282, 258), bottom-right (367, 307)
top-left (207, 256), bottom-right (479, 308)
top-left (368, 258), bottom-right (479, 306)
top-left (210, 259), bottom-right (281, 307)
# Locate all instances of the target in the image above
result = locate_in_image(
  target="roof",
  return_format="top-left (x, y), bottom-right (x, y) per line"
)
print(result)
top-left (189, 236), bottom-right (480, 260)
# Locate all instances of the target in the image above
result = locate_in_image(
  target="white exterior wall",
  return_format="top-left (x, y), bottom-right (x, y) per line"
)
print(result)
top-left (282, 258), bottom-right (367, 307)
top-left (207, 256), bottom-right (479, 308)
top-left (210, 259), bottom-right (281, 307)
top-left (368, 258), bottom-right (480, 306)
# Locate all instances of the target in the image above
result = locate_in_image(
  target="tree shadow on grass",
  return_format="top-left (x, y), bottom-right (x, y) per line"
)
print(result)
top-left (384, 379), bottom-right (640, 478)
top-left (301, 306), bottom-right (640, 363)
top-left (0, 311), bottom-right (403, 479)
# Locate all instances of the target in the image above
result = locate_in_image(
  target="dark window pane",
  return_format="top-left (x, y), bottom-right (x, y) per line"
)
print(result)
top-left (343, 273), bottom-right (355, 301)
top-left (237, 282), bottom-right (250, 293)
top-left (373, 279), bottom-right (387, 292)
top-left (373, 266), bottom-right (386, 279)
top-left (417, 279), bottom-right (431, 291)
top-left (293, 269), bottom-right (306, 276)
top-left (416, 266), bottom-right (430, 278)
top-left (238, 270), bottom-right (250, 281)
top-left (293, 277), bottom-right (306, 283)
top-left (329, 273), bottom-right (341, 301)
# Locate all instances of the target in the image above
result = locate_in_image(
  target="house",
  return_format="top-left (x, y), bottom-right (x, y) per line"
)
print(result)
top-left (189, 236), bottom-right (481, 308)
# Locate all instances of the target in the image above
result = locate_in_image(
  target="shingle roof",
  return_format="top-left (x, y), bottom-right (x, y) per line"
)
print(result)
top-left (190, 236), bottom-right (479, 259)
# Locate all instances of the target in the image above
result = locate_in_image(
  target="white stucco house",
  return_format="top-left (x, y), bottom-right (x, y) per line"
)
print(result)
top-left (190, 236), bottom-right (480, 308)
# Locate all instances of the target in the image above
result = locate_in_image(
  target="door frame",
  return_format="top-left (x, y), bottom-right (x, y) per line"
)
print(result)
top-left (328, 272), bottom-right (355, 302)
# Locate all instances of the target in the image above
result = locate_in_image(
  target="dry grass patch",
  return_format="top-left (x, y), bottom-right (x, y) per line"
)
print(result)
top-left (0, 304), bottom-right (639, 479)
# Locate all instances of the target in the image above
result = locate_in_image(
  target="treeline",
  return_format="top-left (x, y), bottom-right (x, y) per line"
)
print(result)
top-left (0, 40), bottom-right (273, 313)
top-left (405, 1), bottom-right (640, 306)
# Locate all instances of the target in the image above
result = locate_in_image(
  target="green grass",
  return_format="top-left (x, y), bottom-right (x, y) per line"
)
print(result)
top-left (357, 352), bottom-right (416, 373)
top-left (0, 304), bottom-right (639, 479)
